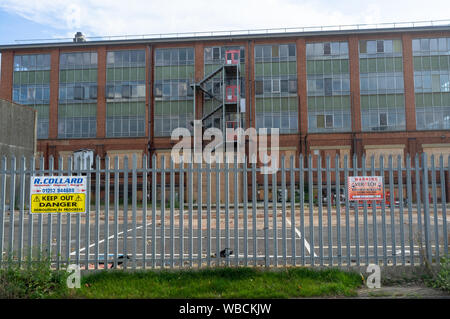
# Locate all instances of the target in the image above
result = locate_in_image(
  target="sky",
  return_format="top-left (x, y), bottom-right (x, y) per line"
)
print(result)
top-left (0, 0), bottom-right (449, 45)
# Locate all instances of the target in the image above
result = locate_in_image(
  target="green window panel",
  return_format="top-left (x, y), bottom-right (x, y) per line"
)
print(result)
top-left (122, 68), bottom-right (130, 81)
top-left (129, 67), bottom-right (138, 81)
top-left (20, 72), bottom-right (28, 84)
top-left (359, 59), bottom-right (368, 73)
top-left (280, 98), bottom-right (289, 111)
top-left (106, 69), bottom-right (114, 81)
top-left (377, 58), bottom-right (386, 73)
top-left (393, 39), bottom-right (402, 53)
top-left (170, 66), bottom-right (179, 79)
top-left (432, 92), bottom-right (442, 105)
top-left (387, 94), bottom-right (396, 106)
top-left (35, 71), bottom-right (43, 83)
top-left (316, 96), bottom-right (324, 107)
top-left (263, 63), bottom-right (272, 76)
top-left (422, 56), bottom-right (431, 70)
top-left (186, 66), bottom-right (195, 79)
top-left (89, 69), bottom-right (97, 82)
top-left (178, 66), bottom-right (187, 79)
top-left (154, 102), bottom-right (163, 116)
top-left (288, 62), bottom-right (297, 74)
top-left (138, 67), bottom-right (146, 81)
top-left (13, 72), bottom-right (20, 85)
top-left (423, 93), bottom-right (432, 106)
top-left (341, 95), bottom-right (350, 106)
top-left (395, 94), bottom-right (404, 106)
top-left (306, 61), bottom-right (315, 75)
top-left (314, 61), bottom-right (323, 74)
top-left (413, 57), bottom-right (422, 71)
top-left (272, 98), bottom-right (281, 109)
top-left (378, 94), bottom-right (387, 107)
top-left (279, 62), bottom-right (288, 75)
top-left (444, 93), bottom-right (450, 105)
top-left (240, 65), bottom-right (246, 78)
top-left (256, 98), bottom-right (263, 112)
top-left (263, 99), bottom-right (272, 112)
top-left (385, 58), bottom-right (395, 72)
top-left (323, 60), bottom-right (332, 74)
top-left (67, 70), bottom-right (75, 83)
top-left (27, 71), bottom-right (36, 84)
top-left (415, 93), bottom-right (424, 107)
top-left (74, 70), bottom-right (82, 82)
top-left (154, 67), bottom-right (163, 80)
top-left (272, 63), bottom-right (280, 76)
top-left (82, 69), bottom-right (90, 82)
top-left (288, 98), bottom-right (297, 111)
top-left (162, 66), bottom-right (171, 78)
top-left (307, 97), bottom-right (316, 109)
top-left (331, 60), bottom-right (339, 73)
top-left (341, 60), bottom-right (349, 73)
top-left (324, 96), bottom-right (333, 107)
top-left (368, 59), bottom-right (377, 73)
top-left (34, 105), bottom-right (49, 119)
top-left (394, 57), bottom-right (403, 72)
top-left (439, 56), bottom-right (449, 69)
top-left (431, 56), bottom-right (439, 71)
top-left (431, 56), bottom-right (440, 70)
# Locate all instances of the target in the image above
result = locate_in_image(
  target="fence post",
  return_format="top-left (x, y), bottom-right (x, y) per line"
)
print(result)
top-left (0, 157), bottom-right (6, 267)
top-left (422, 153), bottom-right (432, 264)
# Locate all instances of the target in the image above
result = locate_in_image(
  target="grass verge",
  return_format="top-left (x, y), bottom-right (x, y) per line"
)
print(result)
top-left (62, 267), bottom-right (363, 299)
top-left (0, 259), bottom-right (69, 299)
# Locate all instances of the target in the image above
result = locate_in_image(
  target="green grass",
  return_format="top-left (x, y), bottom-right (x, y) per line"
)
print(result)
top-left (0, 258), bottom-right (69, 299)
top-left (62, 267), bottom-right (363, 299)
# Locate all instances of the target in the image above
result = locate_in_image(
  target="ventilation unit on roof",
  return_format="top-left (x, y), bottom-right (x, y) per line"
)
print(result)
top-left (73, 32), bottom-right (86, 43)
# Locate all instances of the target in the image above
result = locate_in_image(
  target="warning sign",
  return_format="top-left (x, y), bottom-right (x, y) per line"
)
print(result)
top-left (30, 176), bottom-right (87, 214)
top-left (348, 176), bottom-right (384, 201)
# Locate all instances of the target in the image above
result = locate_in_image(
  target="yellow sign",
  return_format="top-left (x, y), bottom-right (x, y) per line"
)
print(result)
top-left (31, 194), bottom-right (86, 213)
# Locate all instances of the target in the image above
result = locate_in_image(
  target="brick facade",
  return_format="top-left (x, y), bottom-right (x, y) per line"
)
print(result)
top-left (1, 27), bottom-right (449, 166)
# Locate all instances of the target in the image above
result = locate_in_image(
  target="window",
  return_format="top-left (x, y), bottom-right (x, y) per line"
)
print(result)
top-left (272, 79), bottom-right (280, 93)
top-left (379, 113), bottom-right (387, 126)
top-left (154, 48), bottom-right (194, 136)
top-left (255, 43), bottom-right (298, 133)
top-left (413, 37), bottom-right (450, 130)
top-left (306, 41), bottom-right (351, 133)
top-left (377, 40), bottom-right (384, 53)
top-left (323, 43), bottom-right (331, 55)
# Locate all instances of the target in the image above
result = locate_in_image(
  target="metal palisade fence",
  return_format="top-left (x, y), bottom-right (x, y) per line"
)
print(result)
top-left (0, 153), bottom-right (448, 269)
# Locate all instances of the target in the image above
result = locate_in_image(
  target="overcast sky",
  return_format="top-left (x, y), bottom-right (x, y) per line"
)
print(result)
top-left (0, 0), bottom-right (449, 44)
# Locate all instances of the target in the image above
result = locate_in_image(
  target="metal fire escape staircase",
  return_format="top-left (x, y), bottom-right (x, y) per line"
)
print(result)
top-left (191, 51), bottom-right (242, 144)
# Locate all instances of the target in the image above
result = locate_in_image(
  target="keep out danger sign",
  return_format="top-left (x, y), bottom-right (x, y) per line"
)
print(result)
top-left (30, 176), bottom-right (87, 214)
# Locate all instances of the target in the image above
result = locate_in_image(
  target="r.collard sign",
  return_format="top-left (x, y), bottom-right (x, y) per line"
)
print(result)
top-left (31, 176), bottom-right (87, 214)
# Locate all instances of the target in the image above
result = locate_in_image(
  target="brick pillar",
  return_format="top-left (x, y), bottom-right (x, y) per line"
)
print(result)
top-left (97, 46), bottom-right (106, 138)
top-left (0, 51), bottom-right (13, 100)
top-left (349, 35), bottom-right (361, 133)
top-left (147, 45), bottom-right (153, 148)
top-left (49, 49), bottom-right (60, 139)
top-left (296, 38), bottom-right (307, 154)
top-left (402, 33), bottom-right (416, 132)
top-left (246, 40), bottom-right (252, 129)
top-left (248, 40), bottom-right (255, 129)
top-left (194, 42), bottom-right (204, 121)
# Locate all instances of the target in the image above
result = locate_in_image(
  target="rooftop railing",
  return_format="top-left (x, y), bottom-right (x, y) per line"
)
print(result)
top-left (13, 19), bottom-right (450, 44)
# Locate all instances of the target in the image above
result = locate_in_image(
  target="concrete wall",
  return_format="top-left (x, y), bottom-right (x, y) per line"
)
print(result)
top-left (0, 99), bottom-right (36, 208)
top-left (0, 98), bottom-right (37, 159)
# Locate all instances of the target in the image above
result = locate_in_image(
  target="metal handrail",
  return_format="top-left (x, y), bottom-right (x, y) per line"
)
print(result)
top-left (13, 19), bottom-right (450, 44)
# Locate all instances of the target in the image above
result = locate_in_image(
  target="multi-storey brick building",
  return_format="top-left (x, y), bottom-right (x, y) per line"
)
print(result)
top-left (0, 24), bottom-right (449, 169)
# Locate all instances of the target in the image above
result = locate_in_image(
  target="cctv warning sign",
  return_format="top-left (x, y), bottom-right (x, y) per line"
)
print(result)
top-left (347, 176), bottom-right (384, 201)
top-left (30, 176), bottom-right (87, 214)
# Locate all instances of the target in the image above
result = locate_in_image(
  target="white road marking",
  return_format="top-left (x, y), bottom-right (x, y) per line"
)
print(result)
top-left (285, 218), bottom-right (317, 257)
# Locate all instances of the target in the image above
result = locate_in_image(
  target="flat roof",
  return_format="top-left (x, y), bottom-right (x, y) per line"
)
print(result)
top-left (1, 24), bottom-right (449, 51)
